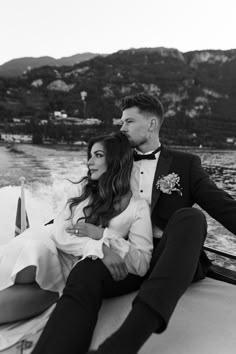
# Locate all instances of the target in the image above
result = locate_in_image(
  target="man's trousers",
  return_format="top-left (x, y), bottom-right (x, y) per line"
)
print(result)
top-left (32, 207), bottom-right (208, 354)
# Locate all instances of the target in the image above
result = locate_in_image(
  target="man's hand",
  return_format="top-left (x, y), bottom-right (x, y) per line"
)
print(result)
top-left (66, 223), bottom-right (104, 240)
top-left (102, 245), bottom-right (128, 281)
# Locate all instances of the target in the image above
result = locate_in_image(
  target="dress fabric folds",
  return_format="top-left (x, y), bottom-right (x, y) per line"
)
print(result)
top-left (0, 185), bottom-right (153, 294)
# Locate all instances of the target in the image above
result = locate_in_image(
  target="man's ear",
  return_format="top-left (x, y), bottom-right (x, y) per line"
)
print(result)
top-left (149, 118), bottom-right (157, 131)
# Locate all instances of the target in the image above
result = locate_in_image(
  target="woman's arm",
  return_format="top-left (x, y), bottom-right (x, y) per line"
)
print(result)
top-left (105, 199), bottom-right (153, 276)
top-left (64, 199), bottom-right (153, 276)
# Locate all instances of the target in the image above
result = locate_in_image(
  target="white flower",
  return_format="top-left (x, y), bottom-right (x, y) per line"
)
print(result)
top-left (156, 173), bottom-right (182, 196)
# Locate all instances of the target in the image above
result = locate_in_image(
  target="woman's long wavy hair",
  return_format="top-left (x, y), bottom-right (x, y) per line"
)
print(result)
top-left (67, 132), bottom-right (133, 227)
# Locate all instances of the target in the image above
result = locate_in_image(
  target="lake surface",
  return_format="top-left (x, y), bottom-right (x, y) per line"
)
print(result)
top-left (0, 144), bottom-right (235, 270)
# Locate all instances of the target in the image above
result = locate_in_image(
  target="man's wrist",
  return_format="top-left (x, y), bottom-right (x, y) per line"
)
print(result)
top-left (102, 244), bottom-right (111, 255)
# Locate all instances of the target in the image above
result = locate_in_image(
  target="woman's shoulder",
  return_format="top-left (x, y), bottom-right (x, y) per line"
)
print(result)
top-left (117, 193), bottom-right (149, 217)
top-left (127, 196), bottom-right (151, 222)
top-left (130, 195), bottom-right (149, 210)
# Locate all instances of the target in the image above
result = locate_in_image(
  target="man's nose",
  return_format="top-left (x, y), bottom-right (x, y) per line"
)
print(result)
top-left (120, 123), bottom-right (126, 132)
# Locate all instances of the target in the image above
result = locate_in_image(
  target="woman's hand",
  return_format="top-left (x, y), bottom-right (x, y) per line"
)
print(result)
top-left (66, 223), bottom-right (104, 240)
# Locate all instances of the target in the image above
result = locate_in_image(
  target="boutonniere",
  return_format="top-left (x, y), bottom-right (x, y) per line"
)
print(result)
top-left (156, 173), bottom-right (182, 196)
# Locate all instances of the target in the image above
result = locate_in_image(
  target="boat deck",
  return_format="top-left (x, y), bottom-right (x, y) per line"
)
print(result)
top-left (1, 276), bottom-right (236, 354)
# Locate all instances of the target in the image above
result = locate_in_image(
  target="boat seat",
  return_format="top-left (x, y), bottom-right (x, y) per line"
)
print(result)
top-left (0, 277), bottom-right (236, 354)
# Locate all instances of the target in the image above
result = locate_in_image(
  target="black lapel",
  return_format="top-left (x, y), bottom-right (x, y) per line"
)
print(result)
top-left (151, 147), bottom-right (173, 212)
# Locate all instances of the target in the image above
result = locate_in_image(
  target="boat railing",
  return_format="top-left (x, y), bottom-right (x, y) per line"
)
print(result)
top-left (204, 245), bottom-right (236, 260)
top-left (204, 246), bottom-right (236, 285)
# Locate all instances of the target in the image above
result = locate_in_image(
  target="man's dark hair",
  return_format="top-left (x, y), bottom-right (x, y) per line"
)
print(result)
top-left (121, 93), bottom-right (164, 124)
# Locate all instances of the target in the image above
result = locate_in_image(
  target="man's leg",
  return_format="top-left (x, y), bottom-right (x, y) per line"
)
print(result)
top-left (92, 208), bottom-right (208, 354)
top-left (32, 258), bottom-right (143, 354)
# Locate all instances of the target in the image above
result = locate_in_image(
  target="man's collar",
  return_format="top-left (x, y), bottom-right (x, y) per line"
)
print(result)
top-left (134, 145), bottom-right (162, 156)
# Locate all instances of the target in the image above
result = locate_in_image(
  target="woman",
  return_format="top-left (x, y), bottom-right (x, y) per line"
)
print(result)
top-left (0, 132), bottom-right (153, 323)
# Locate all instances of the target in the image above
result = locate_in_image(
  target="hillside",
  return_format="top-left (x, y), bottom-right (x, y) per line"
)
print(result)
top-left (0, 47), bottom-right (236, 147)
top-left (0, 53), bottom-right (102, 77)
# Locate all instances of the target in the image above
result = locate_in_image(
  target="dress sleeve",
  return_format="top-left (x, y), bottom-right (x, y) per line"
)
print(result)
top-left (52, 181), bottom-right (95, 256)
top-left (53, 192), bottom-right (153, 274)
top-left (103, 199), bottom-right (153, 276)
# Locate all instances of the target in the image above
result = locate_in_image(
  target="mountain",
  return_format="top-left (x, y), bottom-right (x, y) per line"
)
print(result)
top-left (0, 53), bottom-right (102, 77)
top-left (56, 53), bottom-right (104, 66)
top-left (0, 47), bottom-right (236, 147)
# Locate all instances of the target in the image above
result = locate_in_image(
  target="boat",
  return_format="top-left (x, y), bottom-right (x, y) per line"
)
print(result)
top-left (0, 181), bottom-right (235, 353)
top-left (5, 141), bottom-right (15, 151)
top-left (5, 141), bottom-right (23, 154)
top-left (0, 246), bottom-right (235, 354)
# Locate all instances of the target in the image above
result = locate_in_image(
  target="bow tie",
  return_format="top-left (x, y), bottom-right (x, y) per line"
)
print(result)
top-left (133, 146), bottom-right (161, 161)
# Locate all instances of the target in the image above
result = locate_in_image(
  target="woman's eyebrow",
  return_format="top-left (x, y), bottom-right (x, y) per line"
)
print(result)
top-left (92, 149), bottom-right (105, 154)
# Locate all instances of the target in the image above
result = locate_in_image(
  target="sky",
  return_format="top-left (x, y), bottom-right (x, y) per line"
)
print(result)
top-left (0, 0), bottom-right (235, 65)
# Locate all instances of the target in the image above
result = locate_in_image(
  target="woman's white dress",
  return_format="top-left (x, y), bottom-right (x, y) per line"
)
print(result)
top-left (0, 184), bottom-right (153, 294)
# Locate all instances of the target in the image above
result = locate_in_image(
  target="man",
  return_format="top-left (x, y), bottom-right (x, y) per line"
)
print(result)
top-left (33, 94), bottom-right (236, 354)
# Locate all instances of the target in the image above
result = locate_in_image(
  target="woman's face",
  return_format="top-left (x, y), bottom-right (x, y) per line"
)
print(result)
top-left (88, 142), bottom-right (107, 180)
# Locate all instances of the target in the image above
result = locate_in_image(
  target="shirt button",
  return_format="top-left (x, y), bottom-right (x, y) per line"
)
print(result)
top-left (140, 190), bottom-right (143, 193)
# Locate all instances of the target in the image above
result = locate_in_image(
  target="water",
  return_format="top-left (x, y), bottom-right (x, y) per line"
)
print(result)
top-left (0, 144), bottom-right (235, 270)
top-left (0, 144), bottom-right (88, 245)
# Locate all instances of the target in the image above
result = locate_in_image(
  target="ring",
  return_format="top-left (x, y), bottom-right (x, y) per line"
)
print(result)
top-left (75, 229), bottom-right (78, 234)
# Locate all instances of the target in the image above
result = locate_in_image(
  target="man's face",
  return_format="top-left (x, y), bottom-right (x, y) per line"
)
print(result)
top-left (120, 107), bottom-right (151, 148)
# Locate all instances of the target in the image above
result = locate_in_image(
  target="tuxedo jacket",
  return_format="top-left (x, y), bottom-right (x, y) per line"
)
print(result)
top-left (151, 147), bottom-right (236, 236)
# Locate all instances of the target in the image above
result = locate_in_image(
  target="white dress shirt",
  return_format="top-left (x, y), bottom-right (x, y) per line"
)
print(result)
top-left (130, 149), bottom-right (163, 238)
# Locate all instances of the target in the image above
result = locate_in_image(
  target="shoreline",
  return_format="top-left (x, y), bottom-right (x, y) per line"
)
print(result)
top-left (3, 143), bottom-right (236, 152)
top-left (1, 141), bottom-right (236, 154)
